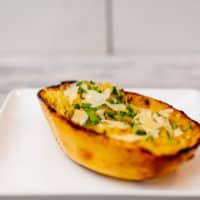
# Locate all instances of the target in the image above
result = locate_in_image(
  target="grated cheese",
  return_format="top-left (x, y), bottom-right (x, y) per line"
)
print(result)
top-left (71, 109), bottom-right (88, 125)
top-left (64, 84), bottom-right (78, 104)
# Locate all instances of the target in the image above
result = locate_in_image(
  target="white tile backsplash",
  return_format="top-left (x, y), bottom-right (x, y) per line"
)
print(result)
top-left (0, 0), bottom-right (200, 56)
top-left (0, 0), bottom-right (106, 55)
top-left (113, 0), bottom-right (200, 54)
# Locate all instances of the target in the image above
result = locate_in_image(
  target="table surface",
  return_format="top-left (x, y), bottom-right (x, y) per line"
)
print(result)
top-left (0, 56), bottom-right (200, 105)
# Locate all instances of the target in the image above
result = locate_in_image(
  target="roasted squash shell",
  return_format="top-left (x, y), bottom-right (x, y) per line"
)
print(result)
top-left (37, 81), bottom-right (200, 180)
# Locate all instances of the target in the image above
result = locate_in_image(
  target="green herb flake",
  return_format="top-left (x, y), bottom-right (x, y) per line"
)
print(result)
top-left (88, 110), bottom-right (101, 125)
top-left (126, 105), bottom-right (136, 117)
top-left (94, 86), bottom-right (102, 92)
top-left (78, 86), bottom-right (87, 99)
top-left (183, 124), bottom-right (192, 132)
top-left (87, 84), bottom-right (102, 92)
top-left (107, 113), bottom-right (115, 119)
top-left (89, 80), bottom-right (95, 84)
top-left (127, 105), bottom-right (133, 113)
top-left (171, 121), bottom-right (177, 130)
top-left (81, 103), bottom-right (100, 124)
top-left (168, 136), bottom-right (173, 144)
top-left (117, 93), bottom-right (124, 102)
top-left (136, 129), bottom-right (147, 136)
top-left (76, 81), bottom-right (83, 86)
top-left (156, 112), bottom-right (162, 117)
top-left (111, 86), bottom-right (118, 95)
top-left (88, 85), bottom-right (92, 89)
top-left (81, 103), bottom-right (92, 109)
top-left (146, 134), bottom-right (154, 142)
top-left (117, 111), bottom-right (126, 118)
top-left (108, 99), bottom-right (115, 104)
top-left (167, 131), bottom-right (174, 144)
top-left (129, 122), bottom-right (135, 128)
top-left (74, 104), bottom-right (81, 109)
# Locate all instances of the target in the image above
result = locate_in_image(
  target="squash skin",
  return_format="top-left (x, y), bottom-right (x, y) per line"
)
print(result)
top-left (37, 81), bottom-right (200, 180)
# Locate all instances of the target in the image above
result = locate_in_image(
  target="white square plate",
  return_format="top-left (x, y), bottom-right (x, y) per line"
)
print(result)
top-left (0, 88), bottom-right (200, 198)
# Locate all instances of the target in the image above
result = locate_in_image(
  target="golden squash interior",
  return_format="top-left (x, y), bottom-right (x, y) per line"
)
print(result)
top-left (37, 80), bottom-right (200, 180)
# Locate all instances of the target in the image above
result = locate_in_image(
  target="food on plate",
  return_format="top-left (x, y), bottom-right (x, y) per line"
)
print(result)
top-left (37, 80), bottom-right (200, 180)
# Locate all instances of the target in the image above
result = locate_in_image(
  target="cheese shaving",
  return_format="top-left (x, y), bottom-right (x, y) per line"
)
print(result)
top-left (105, 102), bottom-right (126, 111)
top-left (64, 84), bottom-right (78, 104)
top-left (71, 110), bottom-right (88, 125)
top-left (83, 88), bottom-right (111, 107)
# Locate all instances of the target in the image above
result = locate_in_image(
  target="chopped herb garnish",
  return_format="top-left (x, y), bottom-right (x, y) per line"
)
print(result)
top-left (88, 85), bottom-right (102, 93)
top-left (108, 99), bottom-right (115, 104)
top-left (167, 131), bottom-right (173, 144)
top-left (127, 105), bottom-right (133, 113)
top-left (107, 113), bottom-right (115, 119)
top-left (78, 87), bottom-right (87, 99)
top-left (112, 86), bottom-right (118, 95)
top-left (81, 103), bottom-right (92, 109)
top-left (74, 104), bottom-right (80, 109)
top-left (126, 105), bottom-right (136, 117)
top-left (168, 136), bottom-right (173, 144)
top-left (156, 112), bottom-right (162, 117)
top-left (136, 129), bottom-right (147, 136)
top-left (117, 93), bottom-right (123, 102)
top-left (130, 121), bottom-right (140, 128)
top-left (94, 86), bottom-right (102, 93)
top-left (88, 110), bottom-right (101, 125)
top-left (76, 81), bottom-right (83, 86)
top-left (183, 124), bottom-right (192, 132)
top-left (80, 103), bottom-right (100, 124)
top-left (129, 122), bottom-right (135, 128)
top-left (117, 111), bottom-right (126, 118)
top-left (129, 112), bottom-right (136, 118)
top-left (87, 85), bottom-right (92, 90)
top-left (146, 134), bottom-right (154, 142)
top-left (89, 80), bottom-right (95, 84)
top-left (171, 121), bottom-right (177, 130)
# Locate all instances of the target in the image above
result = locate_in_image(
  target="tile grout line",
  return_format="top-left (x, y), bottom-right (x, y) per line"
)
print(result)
top-left (105, 0), bottom-right (113, 55)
